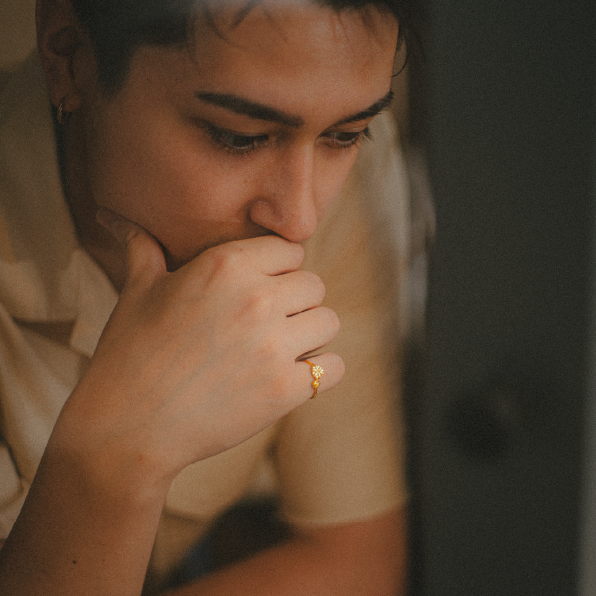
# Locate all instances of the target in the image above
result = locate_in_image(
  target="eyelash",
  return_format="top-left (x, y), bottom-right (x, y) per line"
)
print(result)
top-left (200, 122), bottom-right (372, 156)
top-left (324, 127), bottom-right (373, 150)
top-left (202, 123), bottom-right (269, 155)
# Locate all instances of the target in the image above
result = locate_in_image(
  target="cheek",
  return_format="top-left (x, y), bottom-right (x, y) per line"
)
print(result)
top-left (314, 149), bottom-right (360, 216)
top-left (87, 113), bottom-right (245, 230)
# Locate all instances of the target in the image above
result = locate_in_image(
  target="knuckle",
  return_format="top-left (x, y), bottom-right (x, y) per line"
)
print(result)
top-left (205, 243), bottom-right (250, 273)
top-left (304, 271), bottom-right (325, 300)
top-left (322, 307), bottom-right (340, 333)
top-left (290, 241), bottom-right (305, 263)
top-left (274, 234), bottom-right (303, 255)
top-left (257, 333), bottom-right (288, 362)
top-left (242, 287), bottom-right (275, 322)
top-left (209, 245), bottom-right (239, 270)
top-left (199, 246), bottom-right (255, 290)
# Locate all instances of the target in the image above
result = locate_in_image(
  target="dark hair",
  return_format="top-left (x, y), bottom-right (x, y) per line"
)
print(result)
top-left (70, 0), bottom-right (418, 95)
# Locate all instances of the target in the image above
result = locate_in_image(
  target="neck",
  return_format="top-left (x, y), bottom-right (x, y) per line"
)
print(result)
top-left (57, 114), bottom-right (127, 292)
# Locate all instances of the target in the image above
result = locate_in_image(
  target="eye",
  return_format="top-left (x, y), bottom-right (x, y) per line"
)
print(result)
top-left (322, 127), bottom-right (373, 150)
top-left (201, 122), bottom-right (269, 155)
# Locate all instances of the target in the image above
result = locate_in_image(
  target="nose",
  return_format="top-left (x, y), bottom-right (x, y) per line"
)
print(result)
top-left (248, 146), bottom-right (318, 243)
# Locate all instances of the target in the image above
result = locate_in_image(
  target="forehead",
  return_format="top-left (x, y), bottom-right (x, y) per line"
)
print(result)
top-left (133, 0), bottom-right (398, 121)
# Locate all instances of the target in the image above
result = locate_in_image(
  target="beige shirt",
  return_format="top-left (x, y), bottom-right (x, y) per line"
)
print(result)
top-left (0, 52), bottom-right (410, 578)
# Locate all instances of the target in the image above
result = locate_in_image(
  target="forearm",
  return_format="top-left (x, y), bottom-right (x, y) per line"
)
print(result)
top-left (0, 438), bottom-right (168, 596)
top-left (163, 508), bottom-right (407, 596)
top-left (164, 537), bottom-right (348, 596)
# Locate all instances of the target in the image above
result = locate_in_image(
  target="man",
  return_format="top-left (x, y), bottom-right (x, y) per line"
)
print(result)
top-left (0, 0), bottom-right (410, 593)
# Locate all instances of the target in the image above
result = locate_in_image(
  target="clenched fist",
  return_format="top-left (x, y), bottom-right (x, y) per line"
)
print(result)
top-left (51, 211), bottom-right (344, 493)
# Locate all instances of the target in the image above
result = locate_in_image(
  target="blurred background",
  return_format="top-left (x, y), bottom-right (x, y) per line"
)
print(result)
top-left (0, 0), bottom-right (36, 71)
top-left (2, 1), bottom-right (595, 595)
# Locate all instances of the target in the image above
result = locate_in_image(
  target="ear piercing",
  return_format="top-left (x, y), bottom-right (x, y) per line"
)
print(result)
top-left (57, 97), bottom-right (69, 125)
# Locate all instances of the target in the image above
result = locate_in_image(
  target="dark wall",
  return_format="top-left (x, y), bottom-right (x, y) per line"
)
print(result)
top-left (422, 1), bottom-right (596, 594)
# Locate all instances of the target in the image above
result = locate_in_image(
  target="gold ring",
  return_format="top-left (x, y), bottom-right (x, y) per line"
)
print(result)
top-left (304, 360), bottom-right (324, 399)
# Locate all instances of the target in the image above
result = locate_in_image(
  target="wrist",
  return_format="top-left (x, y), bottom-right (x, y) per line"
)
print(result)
top-left (46, 391), bottom-right (174, 508)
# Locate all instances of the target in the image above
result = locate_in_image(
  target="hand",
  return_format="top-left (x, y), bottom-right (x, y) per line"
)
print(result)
top-left (53, 211), bottom-right (344, 491)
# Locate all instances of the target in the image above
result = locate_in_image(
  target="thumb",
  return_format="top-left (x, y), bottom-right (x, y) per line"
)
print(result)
top-left (96, 207), bottom-right (166, 288)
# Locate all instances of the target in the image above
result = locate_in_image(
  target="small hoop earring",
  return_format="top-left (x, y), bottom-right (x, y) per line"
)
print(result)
top-left (57, 97), bottom-right (68, 125)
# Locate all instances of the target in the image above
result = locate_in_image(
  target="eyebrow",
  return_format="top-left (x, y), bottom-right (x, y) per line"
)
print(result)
top-left (195, 89), bottom-right (394, 129)
top-left (333, 90), bottom-right (394, 126)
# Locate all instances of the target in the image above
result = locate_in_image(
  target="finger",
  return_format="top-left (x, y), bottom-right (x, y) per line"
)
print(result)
top-left (96, 207), bottom-right (166, 289)
top-left (287, 306), bottom-right (341, 355)
top-left (274, 270), bottom-right (326, 316)
top-left (212, 235), bottom-right (305, 276)
top-left (295, 353), bottom-right (345, 401)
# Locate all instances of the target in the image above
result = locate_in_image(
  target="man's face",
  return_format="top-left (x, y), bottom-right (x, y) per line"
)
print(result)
top-left (80, 0), bottom-right (399, 269)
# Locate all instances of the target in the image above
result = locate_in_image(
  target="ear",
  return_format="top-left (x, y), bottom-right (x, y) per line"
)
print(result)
top-left (36, 0), bottom-right (90, 113)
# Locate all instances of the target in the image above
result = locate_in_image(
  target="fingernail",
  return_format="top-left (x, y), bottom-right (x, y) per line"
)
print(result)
top-left (96, 207), bottom-right (123, 238)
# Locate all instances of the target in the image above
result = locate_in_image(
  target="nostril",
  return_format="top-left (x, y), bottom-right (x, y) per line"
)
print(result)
top-left (248, 197), bottom-right (318, 244)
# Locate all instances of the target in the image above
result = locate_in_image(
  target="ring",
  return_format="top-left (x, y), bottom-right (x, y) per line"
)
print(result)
top-left (303, 360), bottom-right (324, 399)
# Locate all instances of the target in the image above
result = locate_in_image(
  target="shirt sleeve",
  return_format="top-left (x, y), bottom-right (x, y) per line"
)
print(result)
top-left (273, 112), bottom-right (410, 526)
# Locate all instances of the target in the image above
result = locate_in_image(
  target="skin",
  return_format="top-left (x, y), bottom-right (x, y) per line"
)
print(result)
top-left (0, 0), bottom-right (407, 594)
